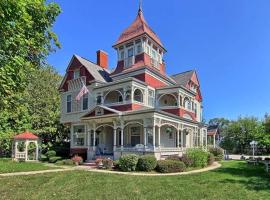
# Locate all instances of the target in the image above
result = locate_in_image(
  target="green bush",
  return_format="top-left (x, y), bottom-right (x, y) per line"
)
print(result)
top-left (45, 150), bottom-right (56, 158)
top-left (186, 148), bottom-right (208, 168)
top-left (56, 159), bottom-right (74, 165)
top-left (209, 147), bottom-right (224, 161)
top-left (113, 160), bottom-right (120, 169)
top-left (137, 155), bottom-right (157, 171)
top-left (102, 158), bottom-right (113, 169)
top-left (166, 155), bottom-right (181, 161)
top-left (40, 154), bottom-right (48, 161)
top-left (49, 156), bottom-right (62, 163)
top-left (207, 153), bottom-right (215, 166)
top-left (180, 154), bottom-right (194, 167)
top-left (156, 160), bottom-right (186, 173)
top-left (119, 154), bottom-right (139, 172)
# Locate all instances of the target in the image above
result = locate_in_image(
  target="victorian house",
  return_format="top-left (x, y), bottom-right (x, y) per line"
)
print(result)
top-left (59, 6), bottom-right (207, 160)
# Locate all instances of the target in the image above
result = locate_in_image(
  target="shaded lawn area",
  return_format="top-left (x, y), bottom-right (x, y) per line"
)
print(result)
top-left (0, 161), bottom-right (270, 200)
top-left (0, 158), bottom-right (56, 173)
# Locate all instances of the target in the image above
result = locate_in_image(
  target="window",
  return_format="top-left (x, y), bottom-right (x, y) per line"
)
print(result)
top-left (67, 95), bottom-right (72, 113)
top-left (130, 126), bottom-right (141, 146)
top-left (73, 70), bottom-right (80, 79)
top-left (152, 49), bottom-right (157, 59)
top-left (146, 128), bottom-right (153, 145)
top-left (73, 125), bottom-right (85, 146)
top-left (166, 127), bottom-right (174, 139)
top-left (82, 94), bottom-right (88, 110)
top-left (146, 45), bottom-right (150, 55)
top-left (128, 48), bottom-right (134, 57)
top-left (96, 95), bottom-right (102, 105)
top-left (118, 95), bottom-right (123, 102)
top-left (184, 98), bottom-right (191, 110)
top-left (136, 44), bottom-right (142, 54)
top-left (119, 50), bottom-right (124, 60)
top-left (134, 89), bottom-right (143, 103)
top-left (125, 90), bottom-right (131, 101)
top-left (148, 89), bottom-right (155, 107)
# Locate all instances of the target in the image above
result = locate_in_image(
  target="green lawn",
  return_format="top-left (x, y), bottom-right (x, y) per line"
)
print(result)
top-left (0, 161), bottom-right (269, 200)
top-left (0, 158), bottom-right (57, 173)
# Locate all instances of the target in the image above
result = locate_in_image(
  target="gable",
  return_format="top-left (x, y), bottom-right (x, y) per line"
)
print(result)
top-left (190, 71), bottom-right (200, 86)
top-left (81, 106), bottom-right (121, 118)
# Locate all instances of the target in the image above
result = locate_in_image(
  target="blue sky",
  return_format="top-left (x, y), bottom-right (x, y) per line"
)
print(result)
top-left (48, 0), bottom-right (270, 121)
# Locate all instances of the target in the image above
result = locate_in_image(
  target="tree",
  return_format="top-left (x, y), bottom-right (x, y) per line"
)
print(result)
top-left (0, 0), bottom-right (61, 107)
top-left (24, 66), bottom-right (69, 143)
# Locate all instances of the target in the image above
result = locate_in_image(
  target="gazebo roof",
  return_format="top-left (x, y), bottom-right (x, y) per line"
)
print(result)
top-left (14, 131), bottom-right (38, 140)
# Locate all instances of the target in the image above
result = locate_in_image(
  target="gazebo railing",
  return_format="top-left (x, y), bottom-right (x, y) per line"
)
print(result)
top-left (16, 152), bottom-right (26, 159)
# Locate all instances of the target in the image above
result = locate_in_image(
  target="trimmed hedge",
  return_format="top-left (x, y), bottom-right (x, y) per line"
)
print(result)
top-left (209, 147), bottom-right (224, 161)
top-left (166, 155), bottom-right (181, 161)
top-left (137, 155), bottom-right (157, 171)
top-left (156, 160), bottom-right (186, 173)
top-left (186, 148), bottom-right (208, 168)
top-left (49, 156), bottom-right (62, 163)
top-left (119, 154), bottom-right (139, 172)
top-left (207, 153), bottom-right (215, 166)
top-left (113, 160), bottom-right (120, 169)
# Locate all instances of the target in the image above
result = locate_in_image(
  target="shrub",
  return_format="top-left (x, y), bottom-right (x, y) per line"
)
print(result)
top-left (166, 155), bottom-right (181, 161)
top-left (137, 155), bottom-right (157, 171)
top-left (102, 158), bottom-right (113, 169)
top-left (49, 156), bottom-right (62, 163)
top-left (208, 153), bottom-right (215, 166)
top-left (156, 160), bottom-right (186, 173)
top-left (71, 155), bottom-right (83, 165)
top-left (95, 158), bottom-right (103, 167)
top-left (119, 154), bottom-right (139, 172)
top-left (56, 159), bottom-right (74, 165)
top-left (209, 147), bottom-right (224, 161)
top-left (40, 154), bottom-right (48, 162)
top-left (45, 150), bottom-right (56, 158)
top-left (113, 160), bottom-right (120, 169)
top-left (180, 154), bottom-right (194, 167)
top-left (186, 148), bottom-right (208, 168)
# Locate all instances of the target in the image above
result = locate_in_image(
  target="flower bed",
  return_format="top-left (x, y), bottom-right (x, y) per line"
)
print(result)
top-left (93, 148), bottom-right (218, 174)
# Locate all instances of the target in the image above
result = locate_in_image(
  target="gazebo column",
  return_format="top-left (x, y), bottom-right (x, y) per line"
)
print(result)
top-left (25, 140), bottom-right (28, 161)
top-left (35, 141), bottom-right (39, 160)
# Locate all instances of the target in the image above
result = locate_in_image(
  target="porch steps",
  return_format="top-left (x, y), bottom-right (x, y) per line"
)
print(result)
top-left (83, 160), bottom-right (96, 167)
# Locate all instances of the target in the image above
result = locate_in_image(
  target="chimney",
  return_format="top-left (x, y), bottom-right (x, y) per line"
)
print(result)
top-left (96, 50), bottom-right (108, 69)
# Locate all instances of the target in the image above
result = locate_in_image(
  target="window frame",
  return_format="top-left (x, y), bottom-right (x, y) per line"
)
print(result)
top-left (66, 94), bottom-right (72, 113)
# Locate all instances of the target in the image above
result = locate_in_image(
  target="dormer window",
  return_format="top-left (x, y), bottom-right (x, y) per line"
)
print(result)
top-left (119, 50), bottom-right (124, 60)
top-left (73, 70), bottom-right (80, 79)
top-left (136, 44), bottom-right (142, 54)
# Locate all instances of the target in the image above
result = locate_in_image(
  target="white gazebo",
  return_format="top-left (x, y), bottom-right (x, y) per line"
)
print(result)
top-left (13, 131), bottom-right (39, 161)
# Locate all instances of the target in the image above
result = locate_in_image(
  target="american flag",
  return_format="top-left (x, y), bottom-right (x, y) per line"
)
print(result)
top-left (76, 84), bottom-right (89, 101)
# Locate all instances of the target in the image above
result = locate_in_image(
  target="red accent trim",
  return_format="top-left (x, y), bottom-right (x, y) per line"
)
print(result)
top-left (162, 108), bottom-right (196, 121)
top-left (134, 73), bottom-right (167, 88)
top-left (110, 103), bottom-right (142, 111)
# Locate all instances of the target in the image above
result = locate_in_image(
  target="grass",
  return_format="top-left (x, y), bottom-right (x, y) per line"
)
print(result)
top-left (0, 161), bottom-right (269, 200)
top-left (0, 158), bottom-right (57, 173)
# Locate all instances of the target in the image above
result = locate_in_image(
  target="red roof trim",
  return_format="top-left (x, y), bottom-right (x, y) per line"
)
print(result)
top-left (14, 131), bottom-right (38, 140)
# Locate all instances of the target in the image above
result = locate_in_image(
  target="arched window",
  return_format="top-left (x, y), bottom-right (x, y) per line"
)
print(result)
top-left (104, 90), bottom-right (123, 104)
top-left (134, 89), bottom-right (143, 103)
top-left (159, 94), bottom-right (177, 107)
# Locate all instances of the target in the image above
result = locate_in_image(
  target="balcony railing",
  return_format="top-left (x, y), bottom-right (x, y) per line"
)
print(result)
top-left (68, 76), bottom-right (86, 91)
top-left (124, 56), bottom-right (135, 68)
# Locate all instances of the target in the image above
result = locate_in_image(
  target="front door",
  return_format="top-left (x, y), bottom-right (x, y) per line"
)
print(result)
top-left (130, 126), bottom-right (141, 147)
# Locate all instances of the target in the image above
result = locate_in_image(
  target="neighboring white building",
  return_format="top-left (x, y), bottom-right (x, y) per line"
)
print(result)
top-left (59, 6), bottom-right (207, 160)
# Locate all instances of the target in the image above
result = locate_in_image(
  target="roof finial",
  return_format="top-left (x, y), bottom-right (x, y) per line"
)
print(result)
top-left (138, 0), bottom-right (143, 13)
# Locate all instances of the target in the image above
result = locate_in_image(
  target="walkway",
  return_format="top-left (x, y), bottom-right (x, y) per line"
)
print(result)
top-left (75, 162), bottom-right (221, 176)
top-left (0, 168), bottom-right (74, 177)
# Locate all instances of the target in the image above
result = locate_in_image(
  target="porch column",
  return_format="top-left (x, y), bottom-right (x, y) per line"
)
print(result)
top-left (120, 127), bottom-right (124, 150)
top-left (113, 129), bottom-right (117, 151)
top-left (181, 129), bottom-right (184, 149)
top-left (177, 129), bottom-right (180, 148)
top-left (25, 140), bottom-right (28, 161)
top-left (152, 126), bottom-right (155, 150)
top-left (144, 127), bottom-right (147, 148)
top-left (93, 130), bottom-right (96, 150)
top-left (157, 126), bottom-right (160, 148)
top-left (213, 134), bottom-right (216, 147)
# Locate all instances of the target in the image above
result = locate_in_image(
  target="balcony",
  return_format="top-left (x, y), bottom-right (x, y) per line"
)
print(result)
top-left (68, 76), bottom-right (86, 91)
top-left (124, 56), bottom-right (135, 68)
